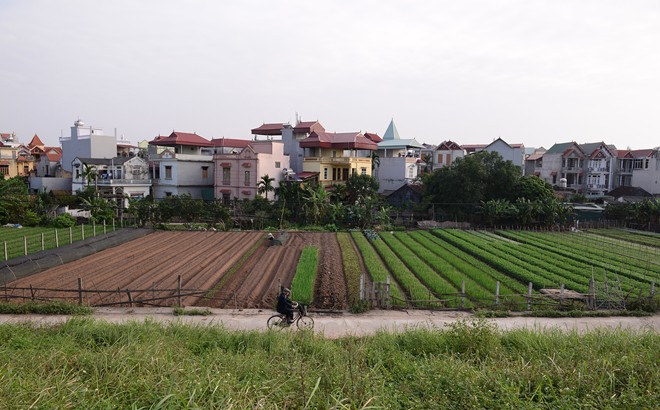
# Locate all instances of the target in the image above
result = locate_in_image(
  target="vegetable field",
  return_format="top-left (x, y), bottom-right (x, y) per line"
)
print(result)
top-left (1, 228), bottom-right (658, 311)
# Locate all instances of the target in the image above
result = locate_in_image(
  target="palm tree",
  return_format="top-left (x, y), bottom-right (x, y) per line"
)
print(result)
top-left (421, 153), bottom-right (433, 174)
top-left (370, 151), bottom-right (380, 171)
top-left (303, 184), bottom-right (329, 225)
top-left (81, 163), bottom-right (98, 190)
top-left (257, 174), bottom-right (275, 200)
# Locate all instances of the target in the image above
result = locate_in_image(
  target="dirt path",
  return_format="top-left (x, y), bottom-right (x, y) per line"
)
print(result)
top-left (1, 309), bottom-right (656, 338)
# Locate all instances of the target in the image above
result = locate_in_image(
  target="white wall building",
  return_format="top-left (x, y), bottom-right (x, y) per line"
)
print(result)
top-left (60, 119), bottom-right (117, 173)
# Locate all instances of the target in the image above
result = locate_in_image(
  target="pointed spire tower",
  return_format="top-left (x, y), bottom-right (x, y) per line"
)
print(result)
top-left (383, 118), bottom-right (401, 140)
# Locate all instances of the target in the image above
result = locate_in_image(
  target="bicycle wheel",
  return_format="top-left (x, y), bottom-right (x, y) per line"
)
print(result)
top-left (296, 316), bottom-right (314, 330)
top-left (267, 315), bottom-right (285, 329)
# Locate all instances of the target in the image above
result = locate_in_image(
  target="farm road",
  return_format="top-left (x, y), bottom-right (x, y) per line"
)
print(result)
top-left (0, 309), bottom-right (657, 338)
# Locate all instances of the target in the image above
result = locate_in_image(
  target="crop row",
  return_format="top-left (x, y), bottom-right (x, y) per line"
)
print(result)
top-left (350, 231), bottom-right (404, 305)
top-left (588, 228), bottom-right (660, 248)
top-left (390, 232), bottom-right (489, 303)
top-left (369, 233), bottom-right (441, 307)
top-left (336, 232), bottom-right (362, 305)
top-left (432, 229), bottom-right (584, 292)
top-left (496, 231), bottom-right (659, 288)
top-left (290, 246), bottom-right (318, 305)
top-left (409, 230), bottom-right (527, 295)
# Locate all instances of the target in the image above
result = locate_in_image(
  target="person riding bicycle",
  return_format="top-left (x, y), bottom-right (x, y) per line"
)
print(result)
top-left (276, 287), bottom-right (296, 324)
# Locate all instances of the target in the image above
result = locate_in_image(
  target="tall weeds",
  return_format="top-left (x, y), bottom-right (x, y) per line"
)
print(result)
top-left (0, 319), bottom-right (656, 408)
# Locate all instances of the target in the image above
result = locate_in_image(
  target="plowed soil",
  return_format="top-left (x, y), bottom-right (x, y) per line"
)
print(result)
top-left (5, 231), bottom-right (347, 309)
top-left (201, 232), bottom-right (347, 310)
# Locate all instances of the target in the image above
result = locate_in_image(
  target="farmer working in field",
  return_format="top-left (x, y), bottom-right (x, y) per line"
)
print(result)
top-left (276, 287), bottom-right (295, 324)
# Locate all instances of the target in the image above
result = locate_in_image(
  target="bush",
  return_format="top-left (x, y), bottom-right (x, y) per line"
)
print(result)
top-left (51, 214), bottom-right (77, 228)
top-left (0, 301), bottom-right (93, 315)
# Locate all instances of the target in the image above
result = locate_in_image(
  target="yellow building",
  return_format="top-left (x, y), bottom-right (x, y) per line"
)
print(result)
top-left (0, 134), bottom-right (35, 179)
top-left (299, 131), bottom-right (378, 187)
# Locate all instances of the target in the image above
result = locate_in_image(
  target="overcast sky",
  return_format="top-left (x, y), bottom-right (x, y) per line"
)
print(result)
top-left (2, 0), bottom-right (659, 150)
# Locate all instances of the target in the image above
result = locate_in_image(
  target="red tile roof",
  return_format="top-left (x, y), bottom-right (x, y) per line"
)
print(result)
top-left (364, 132), bottom-right (383, 143)
top-left (211, 138), bottom-right (251, 148)
top-left (251, 123), bottom-right (285, 136)
top-left (437, 140), bottom-right (462, 151)
top-left (299, 131), bottom-right (378, 150)
top-left (149, 131), bottom-right (213, 147)
top-left (28, 134), bottom-right (45, 147)
top-left (294, 121), bottom-right (325, 133)
top-left (616, 149), bottom-right (654, 158)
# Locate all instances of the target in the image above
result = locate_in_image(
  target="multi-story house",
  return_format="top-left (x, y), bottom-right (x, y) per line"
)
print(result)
top-left (251, 120), bottom-right (325, 176)
top-left (462, 137), bottom-right (525, 171)
top-left (213, 140), bottom-right (289, 203)
top-left (27, 134), bottom-right (63, 177)
top-left (298, 129), bottom-right (377, 187)
top-left (536, 141), bottom-right (617, 197)
top-left (614, 148), bottom-right (659, 196)
top-left (71, 156), bottom-right (151, 207)
top-left (148, 131), bottom-right (215, 200)
top-left (434, 140), bottom-right (465, 171)
top-left (373, 119), bottom-right (424, 193)
top-left (60, 119), bottom-right (117, 174)
top-left (581, 142), bottom-right (616, 196)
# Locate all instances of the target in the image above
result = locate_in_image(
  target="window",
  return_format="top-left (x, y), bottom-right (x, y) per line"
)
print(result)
top-left (165, 192), bottom-right (172, 197)
top-left (0, 165), bottom-right (8, 176)
top-left (324, 168), bottom-right (328, 179)
top-left (165, 166), bottom-right (172, 180)
top-left (223, 167), bottom-right (230, 185)
top-left (361, 167), bottom-right (367, 175)
top-left (275, 161), bottom-right (281, 168)
top-left (222, 192), bottom-right (230, 205)
top-left (244, 170), bottom-right (250, 185)
top-left (201, 166), bottom-right (209, 180)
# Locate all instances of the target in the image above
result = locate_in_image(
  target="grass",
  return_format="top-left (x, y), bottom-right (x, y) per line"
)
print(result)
top-left (0, 224), bottom-right (119, 260)
top-left (0, 319), bottom-right (656, 408)
top-left (173, 307), bottom-right (212, 316)
top-left (0, 301), bottom-right (93, 315)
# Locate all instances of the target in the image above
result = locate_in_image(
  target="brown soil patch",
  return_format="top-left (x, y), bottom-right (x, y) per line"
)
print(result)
top-left (201, 232), bottom-right (347, 310)
top-left (5, 231), bottom-right (348, 310)
top-left (6, 231), bottom-right (263, 307)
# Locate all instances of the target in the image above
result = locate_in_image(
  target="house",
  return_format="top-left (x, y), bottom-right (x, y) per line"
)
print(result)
top-left (536, 141), bottom-right (618, 197)
top-left (606, 186), bottom-right (653, 203)
top-left (462, 137), bottom-right (525, 171)
top-left (71, 156), bottom-right (151, 208)
top-left (385, 183), bottom-right (425, 209)
top-left (581, 142), bottom-right (616, 197)
top-left (524, 147), bottom-right (547, 177)
top-left (60, 119), bottom-right (117, 173)
top-left (298, 128), bottom-right (377, 187)
top-left (434, 140), bottom-right (465, 171)
top-left (373, 119), bottom-right (424, 193)
top-left (0, 131), bottom-right (36, 179)
top-left (615, 148), bottom-right (659, 195)
top-left (252, 119), bottom-right (326, 177)
top-left (213, 140), bottom-right (290, 203)
top-left (148, 131), bottom-right (215, 200)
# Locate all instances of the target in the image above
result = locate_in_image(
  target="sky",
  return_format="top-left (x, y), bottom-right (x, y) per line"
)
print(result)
top-left (1, 0), bottom-right (659, 150)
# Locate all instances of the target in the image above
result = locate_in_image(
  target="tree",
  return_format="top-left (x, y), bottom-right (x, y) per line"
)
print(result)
top-left (257, 174), bottom-right (275, 200)
top-left (81, 163), bottom-right (98, 190)
top-left (423, 151), bottom-right (522, 221)
top-left (370, 151), bottom-right (380, 171)
top-left (303, 184), bottom-right (329, 225)
top-left (0, 177), bottom-right (31, 225)
top-left (421, 153), bottom-right (433, 174)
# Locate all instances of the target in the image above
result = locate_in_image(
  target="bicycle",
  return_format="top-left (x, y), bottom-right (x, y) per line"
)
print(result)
top-left (267, 303), bottom-right (314, 330)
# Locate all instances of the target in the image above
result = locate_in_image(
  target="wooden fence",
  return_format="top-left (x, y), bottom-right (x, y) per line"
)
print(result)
top-left (360, 275), bottom-right (657, 311)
